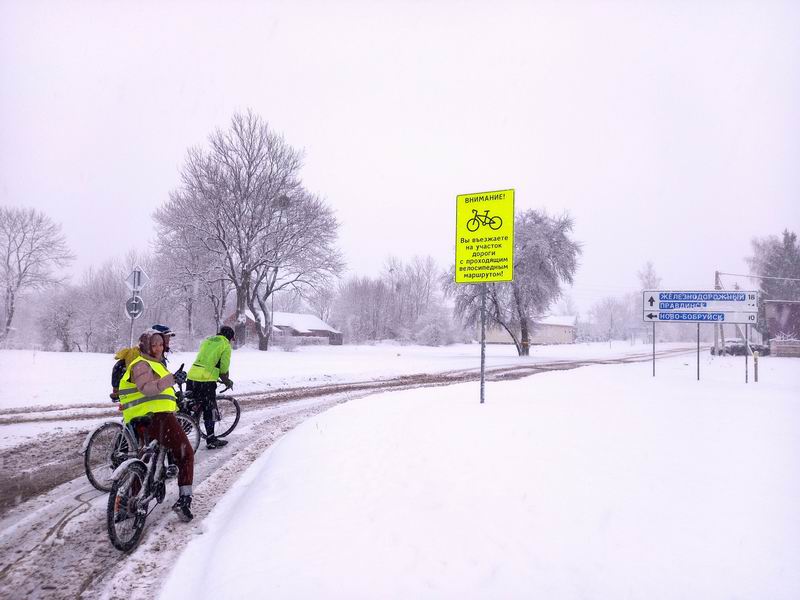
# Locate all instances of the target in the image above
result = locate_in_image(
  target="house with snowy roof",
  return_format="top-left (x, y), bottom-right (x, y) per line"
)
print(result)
top-left (225, 310), bottom-right (343, 345)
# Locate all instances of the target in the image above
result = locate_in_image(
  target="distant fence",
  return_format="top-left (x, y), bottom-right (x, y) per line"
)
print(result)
top-left (770, 339), bottom-right (800, 358)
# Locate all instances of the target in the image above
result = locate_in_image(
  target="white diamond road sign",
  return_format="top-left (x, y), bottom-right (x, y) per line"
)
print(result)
top-left (642, 290), bottom-right (758, 324)
top-left (125, 266), bottom-right (150, 291)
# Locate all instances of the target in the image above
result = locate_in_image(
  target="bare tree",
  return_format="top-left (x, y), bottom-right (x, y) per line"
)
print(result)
top-left (306, 284), bottom-right (336, 323)
top-left (0, 206), bottom-right (73, 340)
top-left (747, 229), bottom-right (800, 334)
top-left (637, 261), bottom-right (662, 289)
top-left (445, 209), bottom-right (581, 356)
top-left (553, 295), bottom-right (577, 316)
top-left (38, 286), bottom-right (80, 351)
top-left (331, 276), bottom-right (393, 342)
top-left (589, 295), bottom-right (633, 341)
top-left (155, 228), bottom-right (233, 335)
top-left (246, 188), bottom-right (344, 348)
top-left (155, 110), bottom-right (343, 350)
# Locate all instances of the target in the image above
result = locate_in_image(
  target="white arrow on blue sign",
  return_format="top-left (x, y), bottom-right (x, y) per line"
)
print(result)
top-left (643, 310), bottom-right (757, 324)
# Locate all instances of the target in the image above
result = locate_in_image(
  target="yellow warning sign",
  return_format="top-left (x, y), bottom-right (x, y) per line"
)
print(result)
top-left (455, 189), bottom-right (514, 283)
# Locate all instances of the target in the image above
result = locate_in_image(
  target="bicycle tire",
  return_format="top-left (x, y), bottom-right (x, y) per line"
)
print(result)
top-left (176, 412), bottom-right (201, 452)
top-left (488, 215), bottom-right (503, 230)
top-left (107, 461), bottom-right (148, 552)
top-left (84, 422), bottom-right (134, 492)
top-left (214, 397), bottom-right (241, 438)
top-left (196, 397), bottom-right (241, 439)
top-left (466, 217), bottom-right (480, 232)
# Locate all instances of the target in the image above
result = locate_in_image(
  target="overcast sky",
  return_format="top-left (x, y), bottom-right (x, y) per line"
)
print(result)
top-left (2, 0), bottom-right (798, 313)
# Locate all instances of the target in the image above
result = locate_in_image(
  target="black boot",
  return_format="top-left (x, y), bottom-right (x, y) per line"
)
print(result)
top-left (172, 495), bottom-right (193, 522)
top-left (206, 435), bottom-right (228, 449)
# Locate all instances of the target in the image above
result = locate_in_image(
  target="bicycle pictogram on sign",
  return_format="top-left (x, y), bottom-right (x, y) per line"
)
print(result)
top-left (466, 209), bottom-right (503, 232)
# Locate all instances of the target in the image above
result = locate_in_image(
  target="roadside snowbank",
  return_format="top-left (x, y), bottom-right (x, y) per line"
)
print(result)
top-left (160, 354), bottom-right (800, 600)
top-left (1, 341), bottom-right (678, 411)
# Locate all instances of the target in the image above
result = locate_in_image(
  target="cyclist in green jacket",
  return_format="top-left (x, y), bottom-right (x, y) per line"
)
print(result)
top-left (187, 326), bottom-right (235, 449)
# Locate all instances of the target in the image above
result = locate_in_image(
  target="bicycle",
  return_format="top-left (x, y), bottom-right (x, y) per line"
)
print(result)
top-left (106, 418), bottom-right (173, 551)
top-left (465, 208), bottom-right (503, 232)
top-left (176, 382), bottom-right (241, 440)
top-left (83, 407), bottom-right (200, 493)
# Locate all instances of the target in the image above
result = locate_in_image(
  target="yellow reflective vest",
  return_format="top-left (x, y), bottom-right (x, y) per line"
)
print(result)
top-left (118, 355), bottom-right (177, 423)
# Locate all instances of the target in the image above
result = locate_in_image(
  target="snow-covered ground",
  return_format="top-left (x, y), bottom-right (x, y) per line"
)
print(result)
top-left (1, 341), bottom-right (669, 411)
top-left (160, 353), bottom-right (800, 600)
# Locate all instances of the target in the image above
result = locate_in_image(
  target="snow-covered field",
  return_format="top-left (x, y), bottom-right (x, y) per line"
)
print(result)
top-left (159, 352), bottom-right (800, 600)
top-left (1, 341), bottom-right (669, 411)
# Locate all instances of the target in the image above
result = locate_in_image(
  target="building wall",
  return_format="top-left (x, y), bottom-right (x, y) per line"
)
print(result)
top-left (485, 324), bottom-right (575, 345)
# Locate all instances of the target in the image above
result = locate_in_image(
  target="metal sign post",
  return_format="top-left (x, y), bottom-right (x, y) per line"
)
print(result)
top-left (745, 324), bottom-right (749, 384)
top-left (455, 189), bottom-right (515, 404)
top-left (652, 322), bottom-right (655, 377)
top-left (480, 284), bottom-right (486, 404)
top-left (697, 323), bottom-right (700, 381)
top-left (126, 295), bottom-right (145, 346)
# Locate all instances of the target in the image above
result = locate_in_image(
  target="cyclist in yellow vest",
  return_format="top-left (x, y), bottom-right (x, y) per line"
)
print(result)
top-left (118, 329), bottom-right (194, 521)
top-left (110, 324), bottom-right (175, 400)
top-left (187, 325), bottom-right (235, 449)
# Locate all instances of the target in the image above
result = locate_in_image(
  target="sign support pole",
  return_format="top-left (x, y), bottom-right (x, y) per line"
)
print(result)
top-left (697, 323), bottom-right (700, 381)
top-left (480, 283), bottom-right (486, 404)
top-left (454, 189), bottom-right (515, 405)
top-left (128, 288), bottom-right (140, 347)
top-left (745, 323), bottom-right (749, 384)
top-left (652, 322), bottom-right (655, 377)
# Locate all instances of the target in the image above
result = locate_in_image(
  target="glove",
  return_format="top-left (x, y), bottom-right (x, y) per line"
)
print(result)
top-left (173, 369), bottom-right (187, 385)
top-left (220, 375), bottom-right (234, 390)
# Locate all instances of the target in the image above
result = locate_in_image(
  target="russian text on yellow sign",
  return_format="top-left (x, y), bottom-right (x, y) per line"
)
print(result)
top-left (455, 189), bottom-right (514, 283)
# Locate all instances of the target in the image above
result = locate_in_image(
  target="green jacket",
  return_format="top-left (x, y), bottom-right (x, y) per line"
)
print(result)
top-left (188, 335), bottom-right (232, 382)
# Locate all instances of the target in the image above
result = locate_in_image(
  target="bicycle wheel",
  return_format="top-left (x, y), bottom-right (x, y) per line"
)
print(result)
top-left (176, 412), bottom-right (201, 452)
top-left (85, 422), bottom-right (133, 492)
top-left (488, 215), bottom-right (503, 230)
top-left (107, 461), bottom-right (148, 552)
top-left (197, 397), bottom-right (241, 439)
top-left (466, 217), bottom-right (480, 232)
top-left (214, 397), bottom-right (241, 438)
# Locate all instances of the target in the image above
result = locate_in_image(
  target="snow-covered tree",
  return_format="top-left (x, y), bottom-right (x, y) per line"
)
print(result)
top-left (155, 110), bottom-right (343, 350)
top-left (330, 256), bottom-right (451, 344)
top-left (0, 206), bottom-right (73, 341)
top-left (747, 229), bottom-right (800, 334)
top-left (38, 286), bottom-right (80, 351)
top-left (588, 295), bottom-right (635, 341)
top-left (331, 276), bottom-right (393, 342)
top-left (637, 261), bottom-right (662, 290)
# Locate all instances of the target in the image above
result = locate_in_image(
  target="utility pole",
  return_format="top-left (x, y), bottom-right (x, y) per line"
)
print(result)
top-left (715, 271), bottom-right (727, 354)
top-left (714, 271), bottom-right (720, 355)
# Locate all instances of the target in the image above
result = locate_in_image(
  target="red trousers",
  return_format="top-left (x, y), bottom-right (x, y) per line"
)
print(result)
top-left (134, 412), bottom-right (194, 487)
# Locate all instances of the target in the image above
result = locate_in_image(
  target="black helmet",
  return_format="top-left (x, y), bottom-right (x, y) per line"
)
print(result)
top-left (152, 324), bottom-right (175, 337)
top-left (219, 325), bottom-right (235, 341)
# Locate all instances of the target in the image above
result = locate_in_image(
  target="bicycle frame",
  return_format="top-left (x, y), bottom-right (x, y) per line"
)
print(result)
top-left (471, 208), bottom-right (492, 223)
top-left (111, 440), bottom-right (167, 508)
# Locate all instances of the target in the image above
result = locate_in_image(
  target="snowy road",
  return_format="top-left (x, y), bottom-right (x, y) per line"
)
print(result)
top-left (0, 346), bottom-right (698, 600)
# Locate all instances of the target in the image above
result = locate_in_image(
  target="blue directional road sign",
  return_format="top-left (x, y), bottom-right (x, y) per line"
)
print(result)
top-left (642, 290), bottom-right (758, 324)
